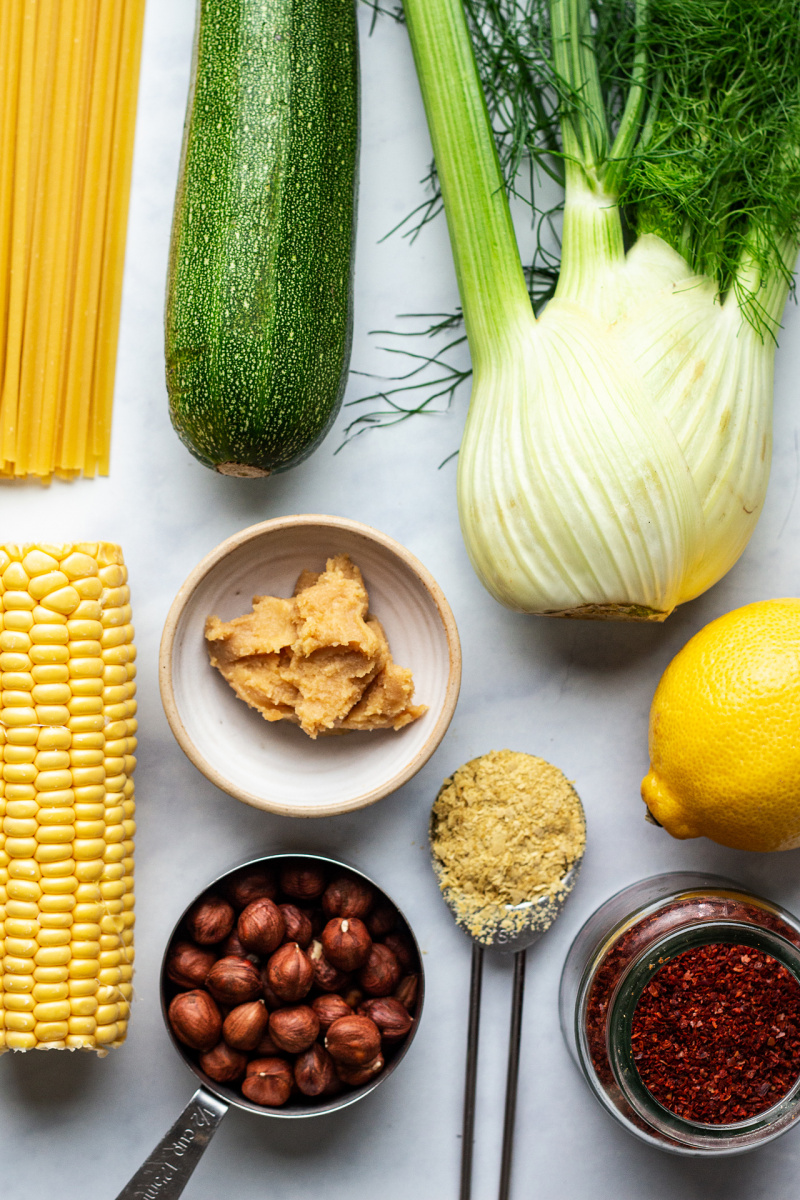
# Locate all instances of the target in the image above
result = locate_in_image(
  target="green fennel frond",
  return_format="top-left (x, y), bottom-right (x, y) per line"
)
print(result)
top-left (347, 0), bottom-right (800, 440)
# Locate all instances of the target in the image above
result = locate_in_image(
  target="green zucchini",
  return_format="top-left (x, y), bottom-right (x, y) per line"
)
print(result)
top-left (165, 0), bottom-right (359, 476)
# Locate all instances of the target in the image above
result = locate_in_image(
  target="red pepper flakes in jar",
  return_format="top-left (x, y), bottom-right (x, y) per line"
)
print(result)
top-left (631, 943), bottom-right (800, 1124)
top-left (560, 874), bottom-right (800, 1154)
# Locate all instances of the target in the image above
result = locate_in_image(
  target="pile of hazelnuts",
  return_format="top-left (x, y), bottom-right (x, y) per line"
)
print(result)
top-left (163, 857), bottom-right (421, 1107)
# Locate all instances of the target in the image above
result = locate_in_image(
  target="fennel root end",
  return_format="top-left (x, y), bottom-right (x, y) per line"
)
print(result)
top-left (544, 603), bottom-right (671, 623)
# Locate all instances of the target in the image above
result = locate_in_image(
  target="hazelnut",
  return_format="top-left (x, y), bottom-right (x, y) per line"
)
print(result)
top-left (279, 903), bottom-right (313, 949)
top-left (394, 973), bottom-right (419, 1012)
top-left (279, 862), bottom-right (327, 901)
top-left (168, 990), bottom-right (222, 1053)
top-left (219, 930), bottom-right (252, 959)
top-left (269, 1005), bottom-right (320, 1054)
top-left (266, 942), bottom-right (314, 1003)
top-left (342, 986), bottom-right (364, 1010)
top-left (242, 1057), bottom-right (294, 1107)
top-left (335, 1054), bottom-right (385, 1087)
top-left (199, 1042), bottom-right (248, 1083)
top-left (311, 993), bottom-right (353, 1033)
top-left (186, 894), bottom-right (235, 945)
top-left (166, 941), bottom-right (217, 989)
top-left (321, 917), bottom-right (372, 972)
top-left (237, 897), bottom-right (285, 956)
top-left (254, 1030), bottom-right (282, 1057)
top-left (294, 1044), bottom-right (338, 1097)
top-left (321, 876), bottom-right (374, 920)
top-left (227, 866), bottom-right (278, 909)
top-left (366, 904), bottom-right (397, 939)
top-left (259, 969), bottom-right (286, 1010)
top-left (359, 997), bottom-right (413, 1042)
top-left (206, 956), bottom-right (262, 1006)
top-left (358, 943), bottom-right (401, 997)
top-left (324, 1014), bottom-right (381, 1067)
top-left (308, 940), bottom-right (351, 993)
top-left (383, 931), bottom-right (417, 973)
top-left (222, 999), bottom-right (270, 1051)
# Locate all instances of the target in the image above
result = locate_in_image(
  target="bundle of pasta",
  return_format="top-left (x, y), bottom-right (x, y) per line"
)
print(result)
top-left (0, 543), bottom-right (136, 1052)
top-left (0, 1), bottom-right (145, 480)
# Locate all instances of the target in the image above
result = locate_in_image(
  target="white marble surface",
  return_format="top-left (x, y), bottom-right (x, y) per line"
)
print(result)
top-left (3, 4), bottom-right (800, 1198)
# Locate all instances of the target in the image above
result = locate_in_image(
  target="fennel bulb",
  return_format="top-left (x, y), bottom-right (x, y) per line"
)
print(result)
top-left (402, 0), bottom-right (800, 619)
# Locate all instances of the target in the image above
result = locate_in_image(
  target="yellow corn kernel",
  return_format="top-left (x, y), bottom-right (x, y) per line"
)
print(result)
top-left (21, 551), bottom-right (60, 577)
top-left (34, 946), bottom-right (71, 966)
top-left (69, 958), bottom-right (100, 978)
top-left (33, 982), bottom-right (69, 1002)
top-left (32, 665), bottom-right (70, 684)
top-left (32, 606), bottom-right (67, 625)
top-left (74, 577), bottom-right (103, 601)
top-left (5, 1015), bottom-right (36, 1034)
top-left (39, 913), bottom-right (73, 930)
top-left (69, 977), bottom-right (97, 995)
top-left (69, 717), bottom-right (104, 736)
top-left (4, 984), bottom-right (35, 1003)
top-left (40, 587), bottom-right (81, 615)
top-left (8, 859), bottom-right (41, 881)
top-left (29, 646), bottom-right (68, 665)
top-left (3, 764), bottom-right (37, 784)
top-left (7, 879), bottom-right (40, 901)
top-left (40, 894), bottom-right (75, 914)
top-left (35, 706), bottom-right (71, 726)
top-left (34, 1021), bottom-right (69, 1041)
top-left (37, 728), bottom-right (71, 752)
top-left (35, 751), bottom-right (70, 770)
top-left (69, 990), bottom-right (98, 1014)
top-left (5, 837), bottom-right (38, 857)
top-left (33, 966), bottom-right (69, 983)
top-left (3, 612), bottom-right (34, 633)
top-left (61, 553), bottom-right (99, 580)
top-left (68, 1017), bottom-right (97, 1036)
top-left (2, 591), bottom-right (36, 612)
top-left (71, 732), bottom-right (105, 750)
top-left (32, 684), bottom-right (72, 706)
top-left (33, 1000), bottom-right (71, 1022)
top-left (28, 572), bottom-right (70, 601)
top-left (37, 928), bottom-right (71, 947)
top-left (4, 973), bottom-right (35, 993)
top-left (4, 727), bottom-right (39, 746)
top-left (71, 603), bottom-right (102, 624)
top-left (0, 653), bottom-right (32, 671)
top-left (30, 624), bottom-right (69, 645)
top-left (4, 955), bottom-right (34, 973)
top-left (4, 785), bottom-right (37, 802)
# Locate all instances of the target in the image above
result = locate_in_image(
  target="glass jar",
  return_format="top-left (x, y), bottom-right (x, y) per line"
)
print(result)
top-left (559, 872), bottom-right (800, 1156)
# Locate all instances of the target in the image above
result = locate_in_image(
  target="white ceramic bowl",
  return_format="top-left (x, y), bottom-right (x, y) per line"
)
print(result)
top-left (159, 515), bottom-right (461, 816)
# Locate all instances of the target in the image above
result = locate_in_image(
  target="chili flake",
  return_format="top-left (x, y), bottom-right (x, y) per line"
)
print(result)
top-left (631, 943), bottom-right (800, 1124)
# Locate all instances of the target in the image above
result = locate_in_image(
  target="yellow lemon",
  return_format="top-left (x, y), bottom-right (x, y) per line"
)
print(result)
top-left (641, 599), bottom-right (800, 852)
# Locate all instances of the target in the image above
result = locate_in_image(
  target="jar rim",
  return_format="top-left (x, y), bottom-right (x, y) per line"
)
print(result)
top-left (607, 919), bottom-right (800, 1147)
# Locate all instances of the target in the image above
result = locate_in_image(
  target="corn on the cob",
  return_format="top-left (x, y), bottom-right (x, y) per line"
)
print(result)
top-left (0, 543), bottom-right (135, 1052)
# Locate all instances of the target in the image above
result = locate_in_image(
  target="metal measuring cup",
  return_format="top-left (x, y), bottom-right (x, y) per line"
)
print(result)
top-left (114, 853), bottom-right (425, 1199)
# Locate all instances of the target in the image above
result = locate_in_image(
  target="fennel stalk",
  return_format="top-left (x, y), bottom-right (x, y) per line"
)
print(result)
top-left (401, 0), bottom-right (800, 619)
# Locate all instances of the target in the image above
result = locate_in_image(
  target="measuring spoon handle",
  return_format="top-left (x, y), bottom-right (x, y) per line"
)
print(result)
top-left (113, 1086), bottom-right (229, 1199)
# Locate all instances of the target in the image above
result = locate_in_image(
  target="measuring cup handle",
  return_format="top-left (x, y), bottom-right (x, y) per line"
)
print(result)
top-left (113, 1085), bottom-right (229, 1199)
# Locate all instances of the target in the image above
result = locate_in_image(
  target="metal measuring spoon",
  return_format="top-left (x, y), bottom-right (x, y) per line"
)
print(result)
top-left (114, 853), bottom-right (425, 1199)
top-left (431, 832), bottom-right (584, 1200)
